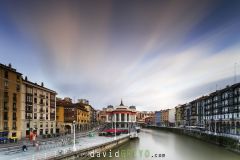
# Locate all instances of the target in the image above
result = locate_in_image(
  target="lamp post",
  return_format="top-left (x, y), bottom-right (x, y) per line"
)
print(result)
top-left (73, 120), bottom-right (76, 151)
top-left (114, 114), bottom-right (116, 140)
top-left (128, 122), bottom-right (130, 136)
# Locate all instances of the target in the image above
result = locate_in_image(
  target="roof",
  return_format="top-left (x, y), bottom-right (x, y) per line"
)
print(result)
top-left (0, 63), bottom-right (22, 75)
top-left (23, 79), bottom-right (57, 94)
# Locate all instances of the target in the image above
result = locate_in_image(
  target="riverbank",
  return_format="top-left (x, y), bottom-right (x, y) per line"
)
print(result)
top-left (146, 126), bottom-right (240, 154)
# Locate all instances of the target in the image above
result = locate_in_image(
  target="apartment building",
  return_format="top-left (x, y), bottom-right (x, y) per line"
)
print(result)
top-left (0, 63), bottom-right (22, 139)
top-left (21, 77), bottom-right (57, 137)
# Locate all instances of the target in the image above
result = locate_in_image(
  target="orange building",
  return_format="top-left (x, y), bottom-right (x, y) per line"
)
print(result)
top-left (161, 109), bottom-right (169, 127)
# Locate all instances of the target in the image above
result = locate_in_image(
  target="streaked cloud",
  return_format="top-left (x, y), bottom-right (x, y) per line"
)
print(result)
top-left (0, 0), bottom-right (240, 110)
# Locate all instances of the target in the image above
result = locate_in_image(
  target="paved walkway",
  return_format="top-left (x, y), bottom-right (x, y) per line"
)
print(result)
top-left (0, 133), bottom-right (129, 160)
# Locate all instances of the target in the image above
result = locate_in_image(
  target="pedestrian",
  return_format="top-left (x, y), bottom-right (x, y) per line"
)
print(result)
top-left (22, 145), bottom-right (28, 152)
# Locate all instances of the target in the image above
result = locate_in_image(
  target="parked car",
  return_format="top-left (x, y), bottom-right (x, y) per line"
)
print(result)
top-left (0, 137), bottom-right (8, 144)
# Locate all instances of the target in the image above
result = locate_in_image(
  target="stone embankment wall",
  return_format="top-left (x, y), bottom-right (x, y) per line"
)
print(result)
top-left (47, 136), bottom-right (130, 160)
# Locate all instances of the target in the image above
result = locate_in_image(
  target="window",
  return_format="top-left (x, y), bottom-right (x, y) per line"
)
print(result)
top-left (12, 122), bottom-right (16, 130)
top-left (4, 122), bottom-right (8, 130)
top-left (4, 71), bottom-right (8, 79)
top-left (16, 84), bottom-right (20, 92)
top-left (26, 123), bottom-right (30, 128)
top-left (4, 91), bottom-right (8, 99)
top-left (34, 98), bottom-right (37, 103)
top-left (13, 112), bottom-right (16, 120)
top-left (4, 102), bottom-right (8, 110)
top-left (4, 112), bottom-right (8, 120)
top-left (34, 113), bottom-right (37, 119)
top-left (13, 93), bottom-right (17, 102)
top-left (40, 99), bottom-right (43, 104)
top-left (4, 81), bottom-right (8, 88)
top-left (40, 129), bottom-right (43, 135)
top-left (34, 105), bottom-right (37, 112)
top-left (17, 75), bottom-right (20, 81)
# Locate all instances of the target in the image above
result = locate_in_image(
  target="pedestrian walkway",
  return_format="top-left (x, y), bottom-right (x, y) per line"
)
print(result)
top-left (0, 133), bottom-right (129, 160)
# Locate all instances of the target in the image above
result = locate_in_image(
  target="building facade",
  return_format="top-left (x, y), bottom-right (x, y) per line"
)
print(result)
top-left (155, 111), bottom-right (161, 126)
top-left (168, 108), bottom-right (176, 127)
top-left (161, 109), bottom-right (169, 127)
top-left (97, 108), bottom-right (107, 124)
top-left (106, 100), bottom-right (137, 129)
top-left (80, 100), bottom-right (96, 128)
top-left (21, 78), bottom-right (57, 137)
top-left (56, 98), bottom-right (91, 134)
top-left (175, 105), bottom-right (185, 127)
top-left (0, 64), bottom-right (22, 139)
top-left (174, 83), bottom-right (240, 135)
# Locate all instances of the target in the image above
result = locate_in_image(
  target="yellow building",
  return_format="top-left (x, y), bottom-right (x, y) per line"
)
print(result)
top-left (0, 63), bottom-right (22, 139)
top-left (76, 106), bottom-right (88, 124)
top-left (56, 98), bottom-right (91, 133)
top-left (79, 99), bottom-right (96, 128)
top-left (56, 105), bottom-right (64, 123)
top-left (56, 104), bottom-right (65, 134)
top-left (76, 103), bottom-right (89, 131)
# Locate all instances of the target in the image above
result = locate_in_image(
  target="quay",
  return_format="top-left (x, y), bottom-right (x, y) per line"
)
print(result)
top-left (0, 131), bottom-right (138, 160)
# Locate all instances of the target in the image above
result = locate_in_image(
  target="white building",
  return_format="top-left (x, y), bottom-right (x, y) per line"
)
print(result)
top-left (106, 100), bottom-right (137, 129)
top-left (168, 108), bottom-right (176, 126)
top-left (21, 77), bottom-right (57, 137)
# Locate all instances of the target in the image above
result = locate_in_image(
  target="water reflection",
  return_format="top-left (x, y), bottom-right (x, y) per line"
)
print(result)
top-left (90, 128), bottom-right (240, 160)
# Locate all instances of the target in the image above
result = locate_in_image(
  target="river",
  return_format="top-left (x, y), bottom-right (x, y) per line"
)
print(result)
top-left (91, 128), bottom-right (240, 160)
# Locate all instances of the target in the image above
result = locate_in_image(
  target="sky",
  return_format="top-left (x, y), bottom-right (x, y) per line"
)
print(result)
top-left (0, 0), bottom-right (240, 111)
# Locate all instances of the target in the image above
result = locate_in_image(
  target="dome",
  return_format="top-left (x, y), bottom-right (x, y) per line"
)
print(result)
top-left (129, 106), bottom-right (136, 109)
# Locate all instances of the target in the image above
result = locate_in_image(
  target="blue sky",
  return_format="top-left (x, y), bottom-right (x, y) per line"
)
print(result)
top-left (1, 0), bottom-right (240, 110)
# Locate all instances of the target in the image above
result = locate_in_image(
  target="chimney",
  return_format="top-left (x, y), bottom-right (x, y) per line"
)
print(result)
top-left (25, 76), bottom-right (28, 81)
top-left (8, 63), bottom-right (12, 68)
top-left (41, 82), bottom-right (44, 87)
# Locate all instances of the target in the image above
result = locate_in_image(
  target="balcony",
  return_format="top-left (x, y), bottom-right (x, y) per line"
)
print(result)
top-left (12, 127), bottom-right (17, 130)
top-left (40, 117), bottom-right (44, 120)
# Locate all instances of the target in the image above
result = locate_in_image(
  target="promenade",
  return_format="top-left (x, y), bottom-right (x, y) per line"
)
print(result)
top-left (0, 131), bottom-right (129, 160)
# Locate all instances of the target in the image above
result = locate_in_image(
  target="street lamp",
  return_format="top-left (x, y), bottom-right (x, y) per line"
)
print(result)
top-left (114, 114), bottom-right (116, 140)
top-left (73, 120), bottom-right (76, 151)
